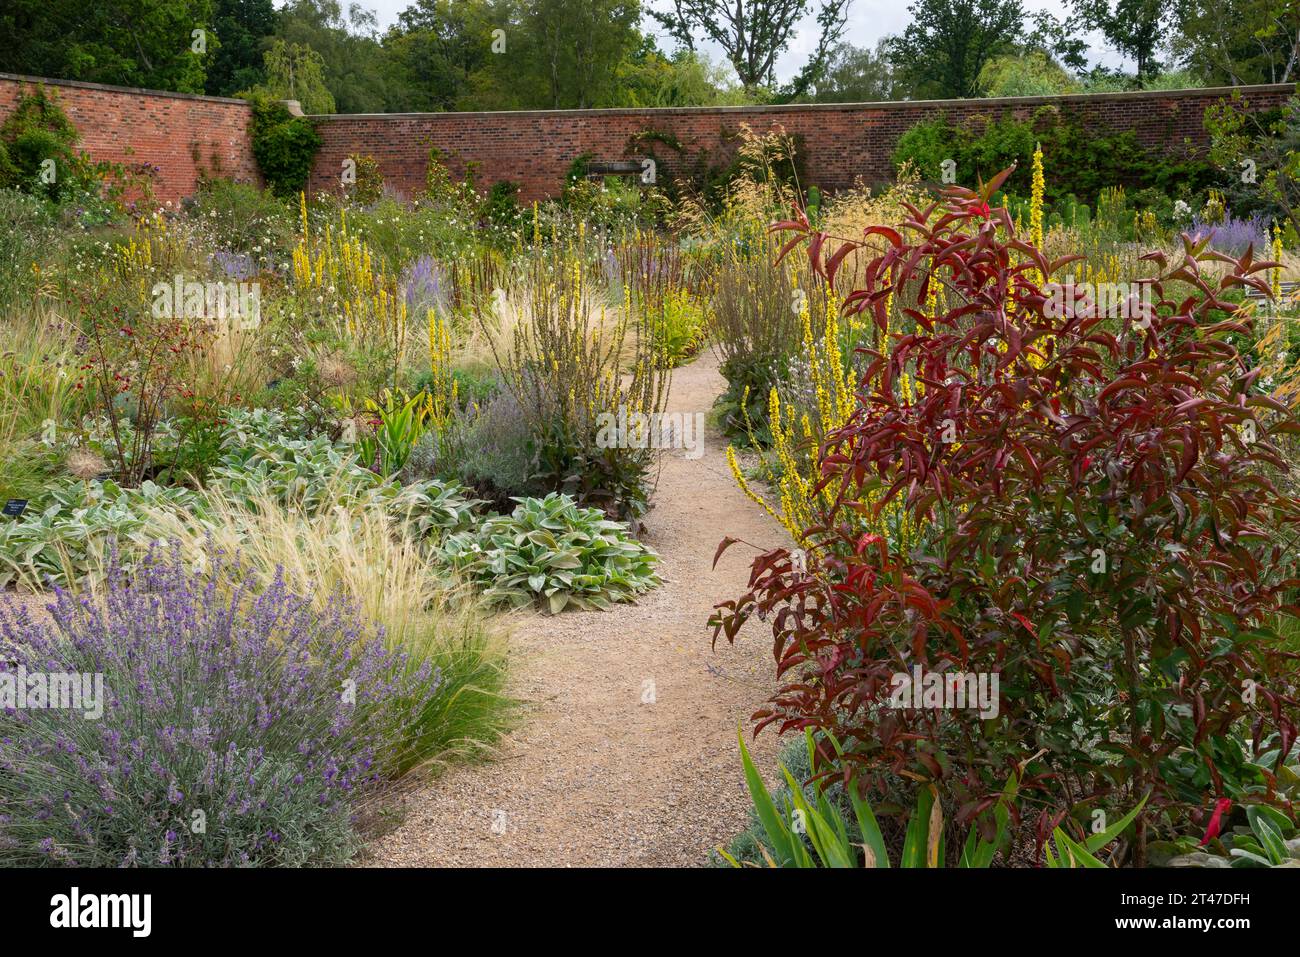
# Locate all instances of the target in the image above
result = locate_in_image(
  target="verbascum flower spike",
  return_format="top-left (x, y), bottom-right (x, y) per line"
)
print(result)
top-left (1272, 221), bottom-right (1284, 303)
top-left (1030, 142), bottom-right (1045, 252)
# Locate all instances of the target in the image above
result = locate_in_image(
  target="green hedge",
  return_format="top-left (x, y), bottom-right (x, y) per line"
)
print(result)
top-left (892, 107), bottom-right (1216, 208)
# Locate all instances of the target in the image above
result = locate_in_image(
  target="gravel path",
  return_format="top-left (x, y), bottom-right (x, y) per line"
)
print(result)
top-left (364, 352), bottom-right (788, 867)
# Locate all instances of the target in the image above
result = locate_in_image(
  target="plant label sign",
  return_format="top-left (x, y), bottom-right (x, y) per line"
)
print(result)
top-left (2, 499), bottom-right (28, 518)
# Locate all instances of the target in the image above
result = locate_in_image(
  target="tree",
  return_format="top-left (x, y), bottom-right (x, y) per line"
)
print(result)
top-left (252, 38), bottom-right (336, 113)
top-left (206, 0), bottom-right (277, 96)
top-left (520, 0), bottom-right (643, 109)
top-left (614, 43), bottom-right (752, 107)
top-left (1071, 0), bottom-right (1173, 82)
top-left (1173, 0), bottom-right (1300, 85)
top-left (978, 51), bottom-right (1077, 96)
top-left (382, 0), bottom-right (510, 112)
top-left (1024, 10), bottom-right (1089, 74)
top-left (651, 0), bottom-right (853, 92)
top-left (805, 39), bottom-right (898, 103)
top-left (888, 0), bottom-right (1025, 99)
top-left (0, 0), bottom-right (214, 93)
top-left (278, 0), bottom-right (389, 113)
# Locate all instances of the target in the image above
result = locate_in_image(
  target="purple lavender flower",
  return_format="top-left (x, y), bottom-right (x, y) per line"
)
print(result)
top-left (210, 249), bottom-right (257, 281)
top-left (400, 255), bottom-right (448, 317)
top-left (0, 546), bottom-right (440, 867)
top-left (1189, 211), bottom-right (1271, 255)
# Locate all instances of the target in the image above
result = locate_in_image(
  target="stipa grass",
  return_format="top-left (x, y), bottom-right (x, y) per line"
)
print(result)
top-left (144, 484), bottom-right (515, 776)
top-left (0, 547), bottom-right (441, 867)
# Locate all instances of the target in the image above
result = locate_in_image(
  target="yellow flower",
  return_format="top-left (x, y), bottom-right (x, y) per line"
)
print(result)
top-left (1029, 142), bottom-right (1045, 252)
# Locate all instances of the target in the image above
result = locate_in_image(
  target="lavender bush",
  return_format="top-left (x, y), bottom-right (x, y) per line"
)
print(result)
top-left (1189, 211), bottom-right (1271, 255)
top-left (0, 547), bottom-right (439, 867)
top-left (400, 254), bottom-right (449, 318)
top-left (210, 249), bottom-right (258, 282)
top-left (451, 387), bottom-right (541, 507)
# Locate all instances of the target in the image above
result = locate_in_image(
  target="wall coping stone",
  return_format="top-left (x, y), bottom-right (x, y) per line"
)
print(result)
top-left (303, 83), bottom-right (1295, 121)
top-left (0, 72), bottom-right (250, 106)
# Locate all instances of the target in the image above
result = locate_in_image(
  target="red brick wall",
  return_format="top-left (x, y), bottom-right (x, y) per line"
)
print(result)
top-left (0, 73), bottom-right (260, 203)
top-left (307, 84), bottom-right (1294, 202)
top-left (1, 72), bottom-right (1291, 206)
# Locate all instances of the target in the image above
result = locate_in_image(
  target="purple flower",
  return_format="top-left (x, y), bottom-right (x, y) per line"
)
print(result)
top-left (1189, 211), bottom-right (1270, 255)
top-left (0, 546), bottom-right (440, 867)
top-left (210, 249), bottom-right (257, 281)
top-left (400, 255), bottom-right (447, 317)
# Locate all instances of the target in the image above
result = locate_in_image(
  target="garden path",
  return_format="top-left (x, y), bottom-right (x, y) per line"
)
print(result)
top-left (365, 350), bottom-right (787, 867)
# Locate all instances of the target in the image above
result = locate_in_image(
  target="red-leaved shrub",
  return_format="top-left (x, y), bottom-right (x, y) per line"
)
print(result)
top-left (712, 170), bottom-right (1300, 863)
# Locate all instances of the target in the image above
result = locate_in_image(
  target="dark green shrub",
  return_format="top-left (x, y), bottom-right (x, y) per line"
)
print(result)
top-left (892, 109), bottom-right (1215, 209)
top-left (247, 95), bottom-right (322, 198)
top-left (716, 352), bottom-right (783, 446)
top-left (483, 180), bottom-right (522, 230)
top-left (0, 85), bottom-right (91, 202)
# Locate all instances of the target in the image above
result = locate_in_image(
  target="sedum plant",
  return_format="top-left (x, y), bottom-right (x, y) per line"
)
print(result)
top-left (440, 492), bottom-right (659, 614)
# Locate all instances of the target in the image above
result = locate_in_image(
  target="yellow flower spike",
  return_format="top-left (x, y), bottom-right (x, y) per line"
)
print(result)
top-left (1272, 221), bottom-right (1284, 303)
top-left (727, 446), bottom-right (796, 539)
top-left (1030, 142), bottom-right (1045, 253)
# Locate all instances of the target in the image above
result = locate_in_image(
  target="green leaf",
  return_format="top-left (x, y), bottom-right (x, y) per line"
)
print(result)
top-left (1245, 807), bottom-right (1289, 865)
top-left (901, 786), bottom-right (937, 868)
top-left (1083, 792), bottom-right (1148, 853)
top-left (737, 727), bottom-right (801, 867)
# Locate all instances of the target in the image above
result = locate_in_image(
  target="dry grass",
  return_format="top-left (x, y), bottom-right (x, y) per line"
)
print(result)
top-left (0, 300), bottom-right (85, 450)
top-left (131, 483), bottom-right (517, 774)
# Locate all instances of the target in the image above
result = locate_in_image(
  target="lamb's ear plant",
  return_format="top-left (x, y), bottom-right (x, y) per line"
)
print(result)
top-left (1229, 805), bottom-right (1296, 867)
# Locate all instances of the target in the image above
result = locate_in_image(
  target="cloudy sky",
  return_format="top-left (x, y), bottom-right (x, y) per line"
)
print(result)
top-left (335, 0), bottom-right (1131, 83)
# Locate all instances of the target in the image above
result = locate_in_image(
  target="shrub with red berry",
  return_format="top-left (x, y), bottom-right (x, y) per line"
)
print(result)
top-left (76, 283), bottom-right (210, 486)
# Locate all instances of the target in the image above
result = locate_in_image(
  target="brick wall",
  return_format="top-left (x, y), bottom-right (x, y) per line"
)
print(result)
top-left (0, 72), bottom-right (260, 203)
top-left (0, 71), bottom-right (1292, 205)
top-left (307, 84), bottom-right (1294, 202)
